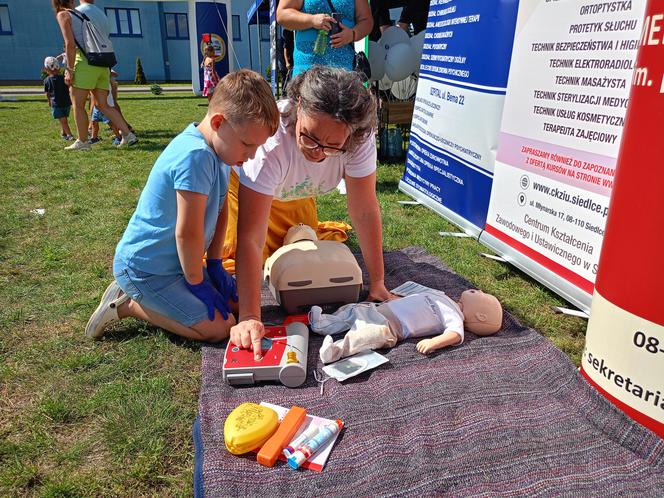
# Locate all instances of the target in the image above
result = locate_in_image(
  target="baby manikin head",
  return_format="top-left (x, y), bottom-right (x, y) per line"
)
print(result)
top-left (283, 224), bottom-right (318, 245)
top-left (458, 289), bottom-right (503, 336)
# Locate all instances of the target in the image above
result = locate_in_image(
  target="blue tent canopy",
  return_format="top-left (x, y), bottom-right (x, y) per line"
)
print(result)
top-left (247, 0), bottom-right (270, 24)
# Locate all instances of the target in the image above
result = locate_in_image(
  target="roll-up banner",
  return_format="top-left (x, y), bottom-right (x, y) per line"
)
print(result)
top-left (581, 1), bottom-right (664, 438)
top-left (482, 0), bottom-right (646, 312)
top-left (190, 0), bottom-right (231, 94)
top-left (399, 0), bottom-right (519, 235)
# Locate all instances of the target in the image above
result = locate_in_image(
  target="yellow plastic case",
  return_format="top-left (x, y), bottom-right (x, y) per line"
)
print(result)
top-left (224, 403), bottom-right (279, 455)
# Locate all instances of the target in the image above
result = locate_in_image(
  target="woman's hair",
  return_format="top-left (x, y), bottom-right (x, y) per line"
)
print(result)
top-left (209, 69), bottom-right (280, 135)
top-left (284, 66), bottom-right (377, 153)
top-left (51, 0), bottom-right (72, 12)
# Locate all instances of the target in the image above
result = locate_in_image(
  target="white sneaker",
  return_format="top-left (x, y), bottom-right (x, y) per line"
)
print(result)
top-left (119, 132), bottom-right (138, 147)
top-left (85, 281), bottom-right (129, 339)
top-left (65, 139), bottom-right (91, 151)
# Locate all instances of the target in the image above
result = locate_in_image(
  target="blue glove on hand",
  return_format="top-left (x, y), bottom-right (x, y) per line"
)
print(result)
top-left (185, 278), bottom-right (231, 321)
top-left (207, 259), bottom-right (238, 303)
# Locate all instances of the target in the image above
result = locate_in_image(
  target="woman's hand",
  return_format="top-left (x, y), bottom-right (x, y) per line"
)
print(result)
top-left (64, 70), bottom-right (73, 87)
top-left (311, 13), bottom-right (335, 30)
top-left (330, 23), bottom-right (354, 48)
top-left (230, 318), bottom-right (265, 360)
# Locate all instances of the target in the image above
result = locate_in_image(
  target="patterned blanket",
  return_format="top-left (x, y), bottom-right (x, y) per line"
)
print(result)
top-left (196, 247), bottom-right (664, 497)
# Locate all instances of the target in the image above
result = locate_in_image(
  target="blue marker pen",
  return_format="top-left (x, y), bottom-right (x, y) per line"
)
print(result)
top-left (282, 425), bottom-right (320, 458)
top-left (287, 420), bottom-right (343, 470)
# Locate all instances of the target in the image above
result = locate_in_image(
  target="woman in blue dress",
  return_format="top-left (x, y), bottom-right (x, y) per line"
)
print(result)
top-left (277, 0), bottom-right (373, 76)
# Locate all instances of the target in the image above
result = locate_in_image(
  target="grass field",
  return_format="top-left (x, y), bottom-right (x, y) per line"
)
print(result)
top-left (0, 93), bottom-right (587, 497)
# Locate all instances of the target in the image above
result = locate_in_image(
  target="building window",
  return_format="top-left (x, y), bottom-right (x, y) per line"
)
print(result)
top-left (232, 15), bottom-right (241, 41)
top-left (0, 5), bottom-right (12, 35)
top-left (165, 12), bottom-right (188, 39)
top-left (105, 8), bottom-right (142, 37)
top-left (260, 23), bottom-right (270, 42)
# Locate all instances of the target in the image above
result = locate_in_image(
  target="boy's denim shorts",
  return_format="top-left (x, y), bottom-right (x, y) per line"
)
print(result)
top-left (51, 105), bottom-right (71, 119)
top-left (113, 261), bottom-right (211, 327)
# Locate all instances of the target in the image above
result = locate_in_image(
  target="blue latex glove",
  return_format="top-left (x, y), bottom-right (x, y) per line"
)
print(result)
top-left (185, 278), bottom-right (231, 321)
top-left (207, 259), bottom-right (238, 303)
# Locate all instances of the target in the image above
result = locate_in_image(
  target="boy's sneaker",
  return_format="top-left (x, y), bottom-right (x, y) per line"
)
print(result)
top-left (119, 132), bottom-right (138, 147)
top-left (88, 137), bottom-right (102, 144)
top-left (112, 137), bottom-right (122, 146)
top-left (85, 280), bottom-right (129, 339)
top-left (61, 133), bottom-right (74, 141)
top-left (65, 139), bottom-right (91, 151)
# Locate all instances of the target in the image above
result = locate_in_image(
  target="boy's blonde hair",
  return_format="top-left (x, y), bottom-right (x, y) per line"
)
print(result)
top-left (209, 69), bottom-right (279, 135)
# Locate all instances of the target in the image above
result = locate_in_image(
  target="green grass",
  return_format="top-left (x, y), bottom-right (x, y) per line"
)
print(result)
top-left (0, 93), bottom-right (587, 496)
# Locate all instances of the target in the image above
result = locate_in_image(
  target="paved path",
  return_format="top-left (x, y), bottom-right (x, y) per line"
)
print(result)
top-left (0, 85), bottom-right (193, 97)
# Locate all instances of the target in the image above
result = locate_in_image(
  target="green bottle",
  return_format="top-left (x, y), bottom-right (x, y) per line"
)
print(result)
top-left (313, 29), bottom-right (328, 56)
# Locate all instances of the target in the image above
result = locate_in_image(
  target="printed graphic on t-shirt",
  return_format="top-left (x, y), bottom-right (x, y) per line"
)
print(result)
top-left (279, 175), bottom-right (333, 200)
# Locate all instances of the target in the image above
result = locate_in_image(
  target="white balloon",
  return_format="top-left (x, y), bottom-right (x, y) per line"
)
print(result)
top-left (378, 26), bottom-right (410, 52)
top-left (410, 30), bottom-right (426, 74)
top-left (391, 75), bottom-right (418, 100)
top-left (367, 40), bottom-right (386, 82)
top-left (385, 43), bottom-right (417, 82)
top-left (378, 73), bottom-right (392, 91)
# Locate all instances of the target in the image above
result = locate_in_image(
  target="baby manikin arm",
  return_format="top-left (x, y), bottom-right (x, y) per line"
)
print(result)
top-left (416, 330), bottom-right (462, 355)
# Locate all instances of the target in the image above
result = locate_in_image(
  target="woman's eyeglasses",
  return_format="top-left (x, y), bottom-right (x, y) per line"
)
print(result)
top-left (298, 131), bottom-right (346, 157)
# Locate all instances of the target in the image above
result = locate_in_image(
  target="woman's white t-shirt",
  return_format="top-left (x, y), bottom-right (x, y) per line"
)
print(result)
top-left (237, 100), bottom-right (377, 201)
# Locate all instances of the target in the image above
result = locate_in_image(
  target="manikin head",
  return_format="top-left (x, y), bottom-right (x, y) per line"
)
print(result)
top-left (283, 224), bottom-right (318, 245)
top-left (458, 290), bottom-right (503, 336)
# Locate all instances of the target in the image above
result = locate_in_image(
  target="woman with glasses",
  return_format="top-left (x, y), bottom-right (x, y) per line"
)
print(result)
top-left (222, 66), bottom-right (393, 356)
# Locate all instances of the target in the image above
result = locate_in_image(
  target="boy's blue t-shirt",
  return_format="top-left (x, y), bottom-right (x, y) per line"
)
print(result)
top-left (115, 123), bottom-right (229, 276)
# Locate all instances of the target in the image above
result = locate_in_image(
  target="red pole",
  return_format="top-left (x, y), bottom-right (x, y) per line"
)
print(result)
top-left (581, 0), bottom-right (664, 438)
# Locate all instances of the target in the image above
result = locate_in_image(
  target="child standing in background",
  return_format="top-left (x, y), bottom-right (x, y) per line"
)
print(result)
top-left (109, 69), bottom-right (134, 139)
top-left (201, 44), bottom-right (220, 102)
top-left (43, 56), bottom-right (74, 141)
top-left (89, 91), bottom-right (121, 145)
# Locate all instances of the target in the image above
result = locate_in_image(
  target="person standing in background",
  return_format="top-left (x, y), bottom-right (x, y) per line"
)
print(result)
top-left (201, 44), bottom-right (220, 102)
top-left (52, 0), bottom-right (137, 150)
top-left (43, 56), bottom-right (74, 141)
top-left (397, 0), bottom-right (429, 35)
top-left (277, 28), bottom-right (295, 96)
top-left (76, 0), bottom-right (111, 38)
top-left (277, 0), bottom-right (372, 76)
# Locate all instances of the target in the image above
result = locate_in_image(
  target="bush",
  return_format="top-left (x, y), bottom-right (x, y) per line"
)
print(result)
top-left (135, 57), bottom-right (147, 85)
top-left (150, 84), bottom-right (163, 95)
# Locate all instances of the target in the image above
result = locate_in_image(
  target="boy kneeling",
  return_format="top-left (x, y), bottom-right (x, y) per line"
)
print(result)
top-left (86, 70), bottom-right (279, 342)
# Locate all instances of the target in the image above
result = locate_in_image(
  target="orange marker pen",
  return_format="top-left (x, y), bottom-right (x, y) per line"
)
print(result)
top-left (256, 406), bottom-right (307, 467)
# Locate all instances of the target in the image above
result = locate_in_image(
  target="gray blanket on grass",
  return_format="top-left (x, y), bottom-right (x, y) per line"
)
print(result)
top-left (198, 247), bottom-right (664, 497)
